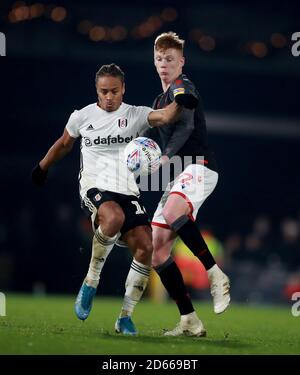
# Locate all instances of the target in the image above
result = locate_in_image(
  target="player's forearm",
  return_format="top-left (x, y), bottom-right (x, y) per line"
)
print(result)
top-left (148, 102), bottom-right (183, 127)
top-left (163, 109), bottom-right (195, 158)
top-left (160, 155), bottom-right (170, 166)
top-left (40, 137), bottom-right (73, 170)
top-left (161, 102), bottom-right (183, 124)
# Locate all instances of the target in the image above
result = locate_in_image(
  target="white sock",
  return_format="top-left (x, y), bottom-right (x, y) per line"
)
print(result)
top-left (86, 226), bottom-right (117, 288)
top-left (207, 264), bottom-right (221, 278)
top-left (120, 259), bottom-right (151, 317)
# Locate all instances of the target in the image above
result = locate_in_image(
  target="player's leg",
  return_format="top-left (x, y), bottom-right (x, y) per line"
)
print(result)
top-left (162, 164), bottom-right (230, 314)
top-left (84, 200), bottom-right (124, 287)
top-left (113, 196), bottom-right (152, 335)
top-left (152, 224), bottom-right (206, 337)
top-left (75, 190), bottom-right (124, 320)
top-left (114, 225), bottom-right (152, 335)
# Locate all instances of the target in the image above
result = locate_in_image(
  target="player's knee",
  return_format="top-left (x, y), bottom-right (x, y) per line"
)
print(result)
top-left (106, 212), bottom-right (125, 232)
top-left (141, 240), bottom-right (153, 257)
top-left (135, 241), bottom-right (153, 265)
top-left (162, 205), bottom-right (190, 227)
top-left (162, 206), bottom-right (178, 226)
top-left (98, 210), bottom-right (125, 236)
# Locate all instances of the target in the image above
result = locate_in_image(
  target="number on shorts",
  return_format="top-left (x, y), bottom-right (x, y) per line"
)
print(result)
top-left (179, 172), bottom-right (193, 185)
top-left (131, 201), bottom-right (144, 215)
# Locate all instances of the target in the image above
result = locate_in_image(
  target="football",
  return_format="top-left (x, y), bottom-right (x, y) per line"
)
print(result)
top-left (124, 137), bottom-right (161, 176)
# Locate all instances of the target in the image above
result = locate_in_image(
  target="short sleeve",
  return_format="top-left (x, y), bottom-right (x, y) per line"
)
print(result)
top-left (133, 106), bottom-right (153, 131)
top-left (169, 75), bottom-right (198, 101)
top-left (65, 110), bottom-right (81, 138)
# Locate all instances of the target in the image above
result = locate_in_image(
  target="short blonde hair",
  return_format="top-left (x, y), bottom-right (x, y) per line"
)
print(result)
top-left (154, 31), bottom-right (185, 52)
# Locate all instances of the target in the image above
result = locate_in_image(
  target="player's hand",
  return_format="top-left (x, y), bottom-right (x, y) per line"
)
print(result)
top-left (160, 155), bottom-right (170, 166)
top-left (171, 79), bottom-right (199, 109)
top-left (31, 164), bottom-right (48, 187)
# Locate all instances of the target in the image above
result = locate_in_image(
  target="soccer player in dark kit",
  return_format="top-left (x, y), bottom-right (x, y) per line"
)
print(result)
top-left (146, 32), bottom-right (231, 336)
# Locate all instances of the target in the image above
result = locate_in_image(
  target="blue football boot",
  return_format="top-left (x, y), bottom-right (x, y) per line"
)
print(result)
top-left (74, 281), bottom-right (97, 320)
top-left (115, 316), bottom-right (137, 335)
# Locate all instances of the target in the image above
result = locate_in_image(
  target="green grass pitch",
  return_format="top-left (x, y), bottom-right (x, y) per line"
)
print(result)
top-left (0, 294), bottom-right (299, 355)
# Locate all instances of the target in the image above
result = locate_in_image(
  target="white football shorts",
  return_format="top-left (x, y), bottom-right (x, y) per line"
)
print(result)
top-left (152, 163), bottom-right (218, 229)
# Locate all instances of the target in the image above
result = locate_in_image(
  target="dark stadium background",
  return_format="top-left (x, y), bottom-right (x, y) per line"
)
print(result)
top-left (0, 0), bottom-right (299, 304)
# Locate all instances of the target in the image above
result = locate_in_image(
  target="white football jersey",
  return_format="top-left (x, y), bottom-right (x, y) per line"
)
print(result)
top-left (66, 102), bottom-right (152, 197)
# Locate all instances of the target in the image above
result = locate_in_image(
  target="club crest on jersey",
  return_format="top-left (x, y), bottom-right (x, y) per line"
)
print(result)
top-left (118, 118), bottom-right (128, 129)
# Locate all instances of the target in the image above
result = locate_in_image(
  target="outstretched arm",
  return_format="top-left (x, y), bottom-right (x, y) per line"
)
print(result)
top-left (32, 128), bottom-right (77, 186)
top-left (39, 128), bottom-right (76, 170)
top-left (147, 101), bottom-right (183, 127)
top-left (159, 108), bottom-right (195, 166)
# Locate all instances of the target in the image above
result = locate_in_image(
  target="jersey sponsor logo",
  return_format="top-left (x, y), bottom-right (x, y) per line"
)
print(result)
top-left (84, 137), bottom-right (92, 147)
top-left (83, 134), bottom-right (134, 147)
top-left (86, 124), bottom-right (94, 130)
top-left (118, 118), bottom-right (128, 128)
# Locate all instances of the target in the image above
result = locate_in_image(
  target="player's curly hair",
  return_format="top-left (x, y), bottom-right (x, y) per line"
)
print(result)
top-left (154, 31), bottom-right (185, 52)
top-left (95, 63), bottom-right (125, 84)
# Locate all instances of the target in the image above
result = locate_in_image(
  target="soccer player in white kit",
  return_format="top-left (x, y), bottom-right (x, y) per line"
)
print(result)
top-left (31, 63), bottom-right (187, 335)
top-left (144, 32), bottom-right (231, 336)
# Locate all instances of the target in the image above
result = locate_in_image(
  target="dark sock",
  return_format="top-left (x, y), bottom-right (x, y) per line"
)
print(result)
top-left (155, 257), bottom-right (194, 315)
top-left (171, 215), bottom-right (216, 270)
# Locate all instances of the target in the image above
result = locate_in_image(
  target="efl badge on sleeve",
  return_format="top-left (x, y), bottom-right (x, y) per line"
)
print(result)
top-left (173, 87), bottom-right (185, 97)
